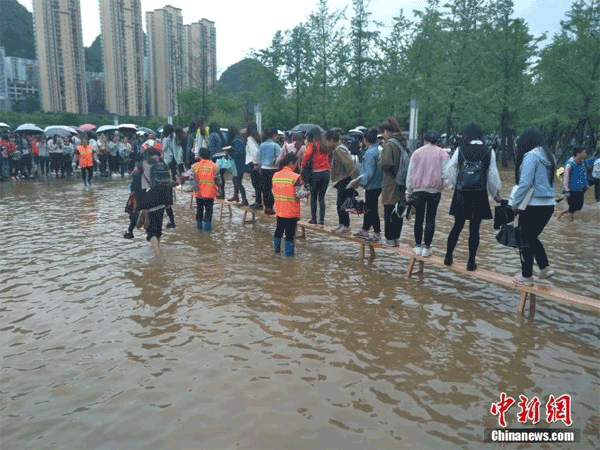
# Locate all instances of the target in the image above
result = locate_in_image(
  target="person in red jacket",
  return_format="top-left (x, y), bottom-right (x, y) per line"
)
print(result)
top-left (272, 153), bottom-right (309, 256)
top-left (301, 127), bottom-right (331, 225)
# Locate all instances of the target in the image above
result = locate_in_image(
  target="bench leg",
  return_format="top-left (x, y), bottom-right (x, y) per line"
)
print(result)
top-left (369, 245), bottom-right (376, 259)
top-left (189, 194), bottom-right (194, 209)
top-left (407, 258), bottom-right (424, 277)
top-left (407, 258), bottom-right (416, 277)
top-left (359, 243), bottom-right (365, 260)
top-left (298, 225), bottom-right (306, 239)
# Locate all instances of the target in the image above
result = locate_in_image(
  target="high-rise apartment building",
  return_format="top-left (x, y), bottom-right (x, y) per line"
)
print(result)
top-left (146, 6), bottom-right (185, 118)
top-left (185, 19), bottom-right (217, 93)
top-left (0, 47), bottom-right (9, 112)
top-left (32, 0), bottom-right (88, 114)
top-left (5, 56), bottom-right (41, 112)
top-left (99, 0), bottom-right (145, 117)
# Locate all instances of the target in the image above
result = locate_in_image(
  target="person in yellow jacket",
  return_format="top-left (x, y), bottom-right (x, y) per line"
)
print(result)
top-left (272, 153), bottom-right (309, 256)
top-left (192, 147), bottom-right (221, 231)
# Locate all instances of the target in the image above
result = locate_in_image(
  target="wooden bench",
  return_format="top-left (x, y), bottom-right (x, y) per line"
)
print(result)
top-left (194, 199), bottom-right (600, 318)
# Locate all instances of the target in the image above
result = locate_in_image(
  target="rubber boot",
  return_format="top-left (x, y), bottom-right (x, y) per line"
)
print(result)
top-left (203, 221), bottom-right (212, 232)
top-left (273, 237), bottom-right (281, 253)
top-left (284, 240), bottom-right (294, 257)
top-left (196, 220), bottom-right (203, 230)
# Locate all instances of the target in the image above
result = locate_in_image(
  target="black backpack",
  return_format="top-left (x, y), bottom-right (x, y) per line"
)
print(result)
top-left (148, 161), bottom-right (172, 189)
top-left (456, 148), bottom-right (486, 191)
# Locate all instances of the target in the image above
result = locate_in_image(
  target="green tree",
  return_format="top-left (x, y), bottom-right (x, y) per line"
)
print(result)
top-left (476, 0), bottom-right (543, 166)
top-left (348, 0), bottom-right (379, 125)
top-left (534, 0), bottom-right (600, 158)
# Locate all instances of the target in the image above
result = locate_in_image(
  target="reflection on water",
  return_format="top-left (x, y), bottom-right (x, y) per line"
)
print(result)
top-left (1, 172), bottom-right (599, 450)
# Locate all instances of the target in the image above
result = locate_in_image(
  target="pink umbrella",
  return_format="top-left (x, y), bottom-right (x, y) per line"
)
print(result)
top-left (79, 123), bottom-right (96, 133)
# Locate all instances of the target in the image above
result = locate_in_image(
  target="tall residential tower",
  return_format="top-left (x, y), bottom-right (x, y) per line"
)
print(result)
top-left (32, 0), bottom-right (87, 114)
top-left (99, 0), bottom-right (145, 117)
top-left (146, 6), bottom-right (185, 118)
top-left (185, 19), bottom-right (217, 94)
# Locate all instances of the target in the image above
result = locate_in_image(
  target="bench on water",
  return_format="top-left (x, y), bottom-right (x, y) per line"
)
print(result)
top-left (195, 197), bottom-right (600, 318)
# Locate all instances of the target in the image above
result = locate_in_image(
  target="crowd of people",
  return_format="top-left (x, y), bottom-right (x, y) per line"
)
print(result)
top-left (2, 118), bottom-right (599, 286)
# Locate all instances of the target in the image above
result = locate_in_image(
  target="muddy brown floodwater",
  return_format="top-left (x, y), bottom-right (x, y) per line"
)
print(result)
top-left (1, 169), bottom-right (599, 450)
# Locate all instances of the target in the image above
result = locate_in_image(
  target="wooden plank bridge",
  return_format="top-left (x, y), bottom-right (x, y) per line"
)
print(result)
top-left (188, 194), bottom-right (600, 319)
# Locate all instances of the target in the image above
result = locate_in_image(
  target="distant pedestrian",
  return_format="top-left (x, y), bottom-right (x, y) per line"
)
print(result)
top-left (75, 137), bottom-right (95, 186)
top-left (556, 147), bottom-right (589, 221)
top-left (246, 122), bottom-right (263, 209)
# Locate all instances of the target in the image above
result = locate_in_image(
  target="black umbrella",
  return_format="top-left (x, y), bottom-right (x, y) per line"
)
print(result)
top-left (291, 123), bottom-right (325, 134)
top-left (118, 123), bottom-right (138, 133)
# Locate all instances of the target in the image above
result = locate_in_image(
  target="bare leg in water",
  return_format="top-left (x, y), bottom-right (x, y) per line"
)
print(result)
top-left (150, 236), bottom-right (161, 256)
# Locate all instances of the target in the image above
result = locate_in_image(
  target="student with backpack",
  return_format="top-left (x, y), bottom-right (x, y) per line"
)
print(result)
top-left (139, 148), bottom-right (174, 256)
top-left (406, 130), bottom-right (449, 257)
top-left (326, 128), bottom-right (356, 234)
top-left (443, 122), bottom-right (502, 271)
top-left (378, 117), bottom-right (409, 247)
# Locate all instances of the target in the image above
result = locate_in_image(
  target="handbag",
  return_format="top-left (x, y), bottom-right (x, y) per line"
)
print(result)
top-left (125, 192), bottom-right (137, 215)
top-left (494, 200), bottom-right (515, 230)
top-left (301, 148), bottom-right (315, 185)
top-left (495, 214), bottom-right (528, 249)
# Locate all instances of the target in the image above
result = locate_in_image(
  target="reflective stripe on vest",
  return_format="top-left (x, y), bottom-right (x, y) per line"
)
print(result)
top-left (273, 167), bottom-right (300, 218)
top-left (78, 145), bottom-right (93, 168)
top-left (193, 160), bottom-right (217, 198)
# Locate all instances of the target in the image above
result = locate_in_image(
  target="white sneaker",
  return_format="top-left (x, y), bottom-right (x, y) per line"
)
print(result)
top-left (413, 245), bottom-right (423, 256)
top-left (514, 274), bottom-right (534, 286)
top-left (354, 229), bottom-right (369, 238)
top-left (336, 226), bottom-right (351, 234)
top-left (381, 238), bottom-right (399, 247)
top-left (539, 267), bottom-right (555, 280)
top-left (332, 225), bottom-right (343, 232)
top-left (421, 246), bottom-right (432, 257)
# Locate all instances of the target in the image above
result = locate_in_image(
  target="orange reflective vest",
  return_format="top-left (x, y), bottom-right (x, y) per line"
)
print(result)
top-left (273, 166), bottom-right (301, 218)
top-left (78, 145), bottom-right (93, 168)
top-left (192, 159), bottom-right (218, 198)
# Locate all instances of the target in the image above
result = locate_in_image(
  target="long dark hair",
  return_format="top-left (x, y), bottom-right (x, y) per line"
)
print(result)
top-left (515, 126), bottom-right (555, 185)
top-left (227, 126), bottom-right (240, 146)
top-left (246, 122), bottom-right (261, 144)
top-left (307, 127), bottom-right (329, 154)
top-left (461, 122), bottom-right (483, 146)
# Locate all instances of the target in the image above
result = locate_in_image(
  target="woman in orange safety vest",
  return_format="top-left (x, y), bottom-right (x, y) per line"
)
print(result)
top-left (272, 153), bottom-right (309, 256)
top-left (192, 147), bottom-right (221, 231)
top-left (75, 137), bottom-right (96, 186)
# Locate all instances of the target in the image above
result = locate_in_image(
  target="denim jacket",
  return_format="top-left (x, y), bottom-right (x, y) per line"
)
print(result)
top-left (509, 147), bottom-right (556, 207)
top-left (358, 145), bottom-right (382, 190)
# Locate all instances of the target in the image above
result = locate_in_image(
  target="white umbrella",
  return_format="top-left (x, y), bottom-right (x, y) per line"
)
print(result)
top-left (15, 123), bottom-right (44, 135)
top-left (97, 125), bottom-right (118, 133)
top-left (0, 122), bottom-right (9, 128)
top-left (44, 125), bottom-right (78, 137)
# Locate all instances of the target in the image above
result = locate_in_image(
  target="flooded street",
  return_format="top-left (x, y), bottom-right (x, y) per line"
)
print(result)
top-left (1, 171), bottom-right (599, 449)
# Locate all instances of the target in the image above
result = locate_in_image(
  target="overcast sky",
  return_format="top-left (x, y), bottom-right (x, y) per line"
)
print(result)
top-left (18, 0), bottom-right (572, 75)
